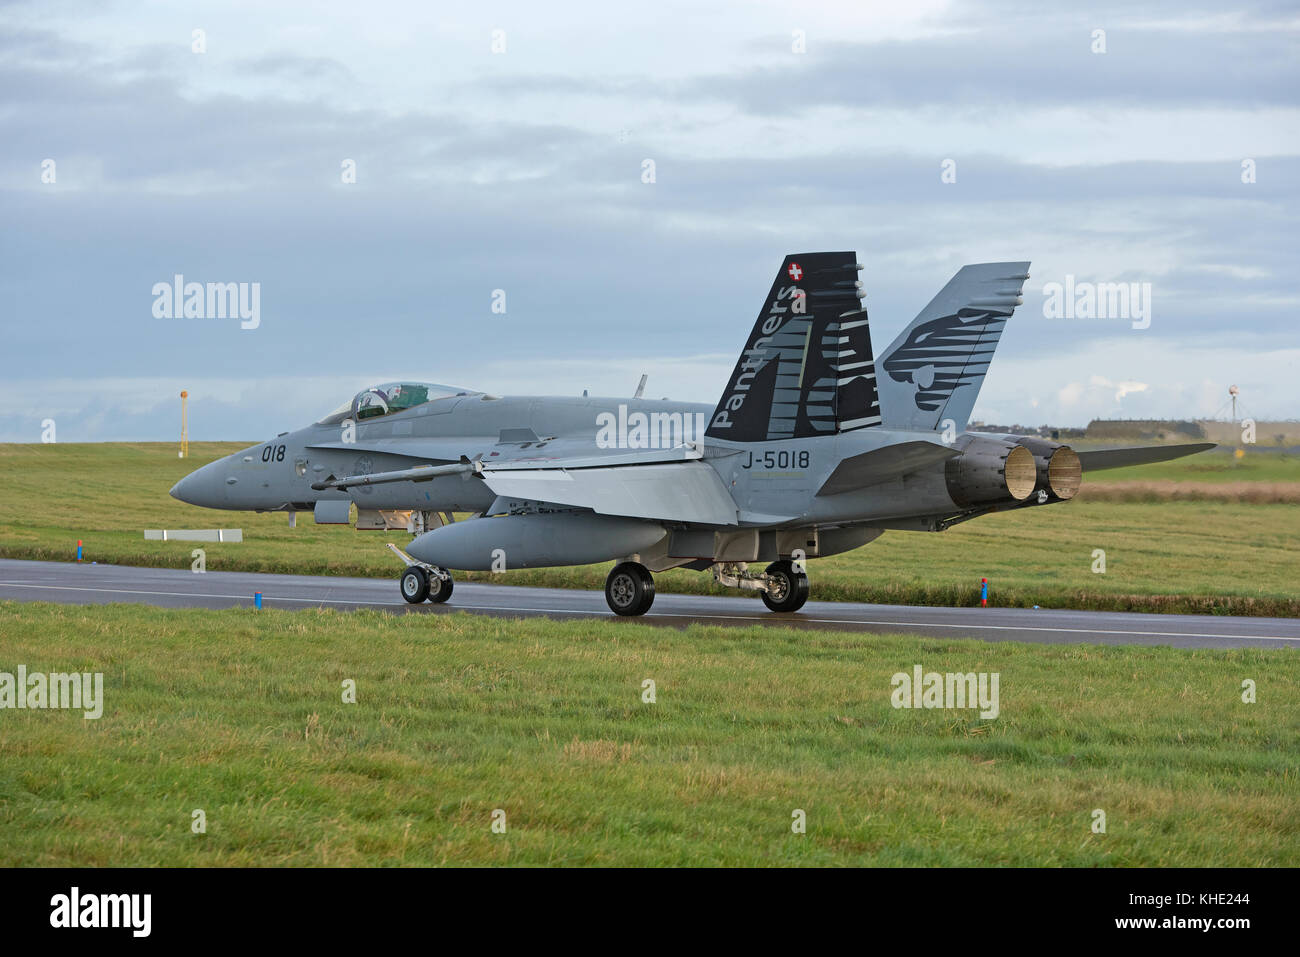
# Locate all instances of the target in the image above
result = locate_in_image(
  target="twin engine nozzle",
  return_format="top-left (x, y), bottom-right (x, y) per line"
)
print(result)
top-left (1014, 436), bottom-right (1082, 502)
top-left (945, 435), bottom-right (1081, 509)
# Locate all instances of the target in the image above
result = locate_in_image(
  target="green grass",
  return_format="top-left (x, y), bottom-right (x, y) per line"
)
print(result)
top-left (1, 601), bottom-right (1295, 866)
top-left (3, 442), bottom-right (1299, 616)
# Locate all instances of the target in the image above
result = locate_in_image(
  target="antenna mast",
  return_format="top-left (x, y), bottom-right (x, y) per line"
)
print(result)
top-left (180, 390), bottom-right (189, 458)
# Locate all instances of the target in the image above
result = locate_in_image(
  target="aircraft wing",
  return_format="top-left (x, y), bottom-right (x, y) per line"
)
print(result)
top-left (484, 445), bottom-right (711, 471)
top-left (305, 430), bottom-right (737, 521)
top-left (479, 461), bottom-right (739, 526)
top-left (306, 435), bottom-right (711, 469)
top-left (1078, 443), bottom-right (1215, 472)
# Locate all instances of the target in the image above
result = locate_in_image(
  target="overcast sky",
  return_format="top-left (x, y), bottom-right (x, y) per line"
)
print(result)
top-left (2, 0), bottom-right (1297, 440)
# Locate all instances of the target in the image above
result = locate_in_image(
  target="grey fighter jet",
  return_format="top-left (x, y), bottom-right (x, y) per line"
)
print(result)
top-left (171, 252), bottom-right (1212, 615)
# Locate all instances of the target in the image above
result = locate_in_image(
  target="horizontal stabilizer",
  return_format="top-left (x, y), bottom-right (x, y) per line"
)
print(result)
top-left (1078, 443), bottom-right (1216, 472)
top-left (816, 440), bottom-right (960, 496)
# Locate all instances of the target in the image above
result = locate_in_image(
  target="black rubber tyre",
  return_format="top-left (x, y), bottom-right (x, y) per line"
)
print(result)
top-left (761, 560), bottom-right (809, 613)
top-left (400, 566), bottom-right (430, 603)
top-left (426, 570), bottom-right (454, 604)
top-left (605, 561), bottom-right (655, 616)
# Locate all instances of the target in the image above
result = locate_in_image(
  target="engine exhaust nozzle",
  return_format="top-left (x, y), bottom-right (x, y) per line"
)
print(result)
top-left (1012, 436), bottom-right (1082, 502)
top-left (945, 437), bottom-right (1037, 508)
top-left (1047, 446), bottom-right (1081, 500)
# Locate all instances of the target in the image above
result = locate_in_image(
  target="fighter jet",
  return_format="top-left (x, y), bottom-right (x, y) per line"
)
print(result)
top-left (171, 252), bottom-right (1212, 615)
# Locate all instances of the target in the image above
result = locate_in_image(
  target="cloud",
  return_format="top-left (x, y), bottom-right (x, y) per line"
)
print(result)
top-left (489, 20), bottom-right (1300, 114)
top-left (0, 1), bottom-right (1295, 440)
top-left (1090, 375), bottom-right (1150, 403)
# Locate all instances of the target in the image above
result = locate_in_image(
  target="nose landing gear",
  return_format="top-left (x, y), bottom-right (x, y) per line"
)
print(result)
top-left (400, 565), bottom-right (429, 603)
top-left (390, 543), bottom-right (454, 605)
top-left (426, 568), bottom-right (454, 603)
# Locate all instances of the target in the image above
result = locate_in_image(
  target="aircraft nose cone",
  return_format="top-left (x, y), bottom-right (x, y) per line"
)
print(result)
top-left (169, 471), bottom-right (201, 505)
top-left (170, 460), bottom-right (226, 508)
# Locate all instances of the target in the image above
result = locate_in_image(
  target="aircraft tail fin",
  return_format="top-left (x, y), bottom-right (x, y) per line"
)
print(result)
top-left (876, 262), bottom-right (1031, 432)
top-left (706, 252), bottom-right (881, 443)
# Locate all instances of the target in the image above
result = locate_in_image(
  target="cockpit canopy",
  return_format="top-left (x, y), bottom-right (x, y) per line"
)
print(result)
top-left (315, 382), bottom-right (477, 425)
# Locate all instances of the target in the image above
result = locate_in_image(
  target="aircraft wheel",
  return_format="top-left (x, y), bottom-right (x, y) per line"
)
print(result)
top-left (761, 560), bottom-right (809, 613)
top-left (400, 566), bottom-right (430, 603)
top-left (427, 570), bottom-right (454, 604)
top-left (605, 561), bottom-right (655, 616)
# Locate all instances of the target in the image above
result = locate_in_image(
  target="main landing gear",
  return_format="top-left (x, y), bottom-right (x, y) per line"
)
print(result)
top-left (758, 560), bottom-right (810, 613)
top-left (390, 544), bottom-right (454, 605)
top-left (712, 559), bottom-right (810, 614)
top-left (604, 558), bottom-right (811, 617)
top-left (605, 561), bottom-right (656, 616)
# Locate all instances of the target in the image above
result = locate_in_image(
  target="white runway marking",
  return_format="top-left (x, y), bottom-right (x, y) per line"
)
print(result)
top-left (0, 581), bottom-right (1294, 642)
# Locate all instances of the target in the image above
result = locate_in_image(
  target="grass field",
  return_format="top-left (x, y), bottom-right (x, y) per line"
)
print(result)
top-left (2, 442), bottom-right (1298, 616)
top-left (1071, 445), bottom-right (1300, 484)
top-left (1073, 446), bottom-right (1300, 503)
top-left (1, 601), bottom-right (1295, 866)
